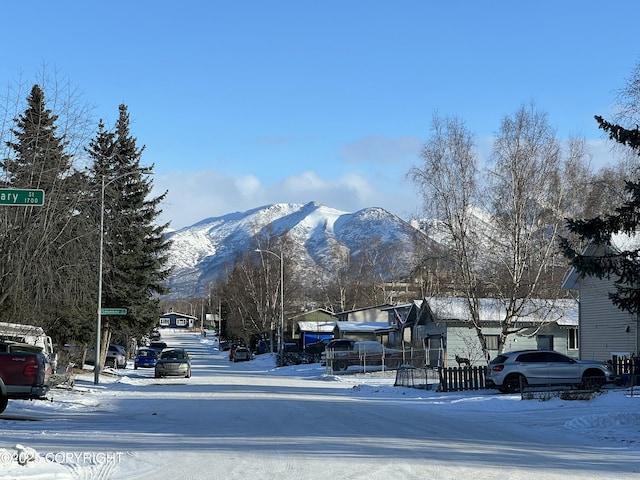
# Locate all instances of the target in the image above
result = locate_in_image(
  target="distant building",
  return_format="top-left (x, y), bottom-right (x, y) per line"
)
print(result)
top-left (158, 311), bottom-right (197, 329)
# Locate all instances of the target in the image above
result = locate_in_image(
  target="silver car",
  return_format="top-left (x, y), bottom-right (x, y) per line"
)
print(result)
top-left (154, 348), bottom-right (191, 378)
top-left (486, 349), bottom-right (614, 393)
top-left (232, 346), bottom-right (252, 362)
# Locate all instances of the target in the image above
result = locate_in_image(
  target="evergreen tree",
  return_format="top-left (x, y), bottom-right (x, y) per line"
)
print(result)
top-left (86, 105), bottom-right (172, 342)
top-left (560, 116), bottom-right (640, 314)
top-left (1, 84), bottom-right (92, 340)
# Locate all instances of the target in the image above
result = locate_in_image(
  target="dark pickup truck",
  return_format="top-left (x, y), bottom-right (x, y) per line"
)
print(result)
top-left (0, 341), bottom-right (51, 414)
top-left (324, 339), bottom-right (405, 372)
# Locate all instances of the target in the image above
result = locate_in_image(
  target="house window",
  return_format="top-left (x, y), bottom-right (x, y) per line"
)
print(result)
top-left (485, 335), bottom-right (499, 350)
top-left (567, 328), bottom-right (578, 350)
top-left (176, 318), bottom-right (187, 326)
top-left (159, 318), bottom-right (169, 326)
top-left (537, 335), bottom-right (554, 350)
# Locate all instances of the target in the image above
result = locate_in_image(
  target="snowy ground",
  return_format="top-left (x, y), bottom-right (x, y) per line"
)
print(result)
top-left (0, 329), bottom-right (639, 479)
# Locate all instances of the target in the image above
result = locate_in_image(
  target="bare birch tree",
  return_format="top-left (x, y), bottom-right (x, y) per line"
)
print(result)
top-left (410, 107), bottom-right (590, 360)
top-left (485, 103), bottom-right (590, 352)
top-left (408, 114), bottom-right (490, 353)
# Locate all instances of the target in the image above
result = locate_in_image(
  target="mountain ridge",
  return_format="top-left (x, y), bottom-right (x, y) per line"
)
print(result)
top-left (164, 201), bottom-right (422, 299)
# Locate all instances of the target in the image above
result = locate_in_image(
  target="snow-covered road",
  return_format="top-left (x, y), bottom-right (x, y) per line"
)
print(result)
top-left (1, 329), bottom-right (639, 479)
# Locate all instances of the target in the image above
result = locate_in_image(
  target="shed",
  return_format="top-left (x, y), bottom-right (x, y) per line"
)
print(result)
top-left (290, 308), bottom-right (336, 346)
top-left (296, 321), bottom-right (336, 347)
top-left (333, 321), bottom-right (391, 342)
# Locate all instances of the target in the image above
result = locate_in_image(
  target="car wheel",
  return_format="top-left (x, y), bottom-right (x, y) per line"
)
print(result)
top-left (134, 364), bottom-right (138, 370)
top-left (582, 371), bottom-right (605, 390)
top-left (333, 360), bottom-right (348, 372)
top-left (185, 370), bottom-right (191, 378)
top-left (0, 395), bottom-right (8, 414)
top-left (105, 359), bottom-right (115, 368)
top-left (503, 374), bottom-right (525, 394)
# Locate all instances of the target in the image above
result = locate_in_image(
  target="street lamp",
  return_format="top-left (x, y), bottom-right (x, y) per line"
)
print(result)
top-left (255, 249), bottom-right (284, 366)
top-left (94, 168), bottom-right (152, 385)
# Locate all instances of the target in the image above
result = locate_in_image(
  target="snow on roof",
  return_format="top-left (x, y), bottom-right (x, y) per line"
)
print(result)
top-left (335, 321), bottom-right (390, 332)
top-left (424, 297), bottom-right (577, 325)
top-left (160, 312), bottom-right (198, 320)
top-left (297, 321), bottom-right (336, 332)
top-left (563, 232), bottom-right (640, 290)
top-left (611, 232), bottom-right (640, 252)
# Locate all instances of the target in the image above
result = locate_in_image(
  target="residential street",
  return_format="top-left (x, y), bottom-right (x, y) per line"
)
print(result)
top-left (1, 330), bottom-right (639, 479)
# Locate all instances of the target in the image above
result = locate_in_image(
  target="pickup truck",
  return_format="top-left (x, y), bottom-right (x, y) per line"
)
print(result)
top-left (0, 341), bottom-right (51, 414)
top-left (324, 339), bottom-right (405, 372)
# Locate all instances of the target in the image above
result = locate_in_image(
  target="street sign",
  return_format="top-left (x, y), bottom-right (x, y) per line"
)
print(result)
top-left (0, 189), bottom-right (45, 206)
top-left (100, 308), bottom-right (127, 315)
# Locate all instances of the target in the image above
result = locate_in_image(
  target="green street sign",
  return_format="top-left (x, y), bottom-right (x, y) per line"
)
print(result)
top-left (0, 189), bottom-right (45, 206)
top-left (101, 308), bottom-right (127, 315)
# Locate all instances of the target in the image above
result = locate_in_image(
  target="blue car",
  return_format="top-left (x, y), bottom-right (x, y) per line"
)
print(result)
top-left (134, 347), bottom-right (158, 369)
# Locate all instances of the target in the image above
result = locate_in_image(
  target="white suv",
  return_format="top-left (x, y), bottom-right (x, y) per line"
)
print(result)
top-left (486, 350), bottom-right (614, 393)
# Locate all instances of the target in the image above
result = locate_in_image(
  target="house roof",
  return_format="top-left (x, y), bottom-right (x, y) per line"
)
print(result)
top-left (297, 321), bottom-right (336, 333)
top-left (334, 304), bottom-right (392, 315)
top-left (423, 297), bottom-right (577, 325)
top-left (289, 308), bottom-right (335, 321)
top-left (561, 232), bottom-right (640, 290)
top-left (334, 321), bottom-right (390, 333)
top-left (160, 312), bottom-right (198, 320)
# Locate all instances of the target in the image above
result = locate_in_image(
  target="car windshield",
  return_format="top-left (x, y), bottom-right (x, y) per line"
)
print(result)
top-left (138, 350), bottom-right (155, 358)
top-left (162, 350), bottom-right (185, 360)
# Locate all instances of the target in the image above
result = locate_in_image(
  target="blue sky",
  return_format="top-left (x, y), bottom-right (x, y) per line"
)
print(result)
top-left (1, 1), bottom-right (638, 229)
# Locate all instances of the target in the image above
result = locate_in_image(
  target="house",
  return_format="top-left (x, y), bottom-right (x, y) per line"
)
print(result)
top-left (561, 233), bottom-right (640, 362)
top-left (158, 311), bottom-right (197, 329)
top-left (384, 297), bottom-right (578, 367)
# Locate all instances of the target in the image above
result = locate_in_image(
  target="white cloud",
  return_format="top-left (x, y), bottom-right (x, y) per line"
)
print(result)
top-left (152, 168), bottom-right (420, 231)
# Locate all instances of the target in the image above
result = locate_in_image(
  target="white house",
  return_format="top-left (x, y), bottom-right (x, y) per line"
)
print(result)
top-left (561, 233), bottom-right (640, 362)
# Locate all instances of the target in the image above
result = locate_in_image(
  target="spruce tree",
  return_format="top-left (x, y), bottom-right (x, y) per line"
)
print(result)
top-left (560, 116), bottom-right (640, 314)
top-left (1, 84), bottom-right (92, 340)
top-left (86, 105), bottom-right (172, 343)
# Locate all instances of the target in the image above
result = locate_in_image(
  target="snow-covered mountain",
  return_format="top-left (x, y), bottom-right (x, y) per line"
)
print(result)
top-left (164, 201), bottom-right (423, 299)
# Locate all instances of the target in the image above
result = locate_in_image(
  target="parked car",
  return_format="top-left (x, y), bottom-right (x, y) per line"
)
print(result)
top-left (149, 341), bottom-right (168, 354)
top-left (324, 339), bottom-right (403, 372)
top-left (109, 344), bottom-right (128, 367)
top-left (154, 348), bottom-right (191, 378)
top-left (0, 341), bottom-right (51, 414)
top-left (85, 344), bottom-right (127, 369)
top-left (134, 347), bottom-right (158, 369)
top-left (233, 347), bottom-right (252, 362)
top-left (486, 349), bottom-right (615, 393)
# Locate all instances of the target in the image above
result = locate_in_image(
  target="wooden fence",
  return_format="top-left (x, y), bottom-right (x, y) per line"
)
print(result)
top-left (610, 356), bottom-right (639, 376)
top-left (610, 355), bottom-right (640, 386)
top-left (438, 366), bottom-right (488, 392)
top-left (395, 365), bottom-right (489, 392)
